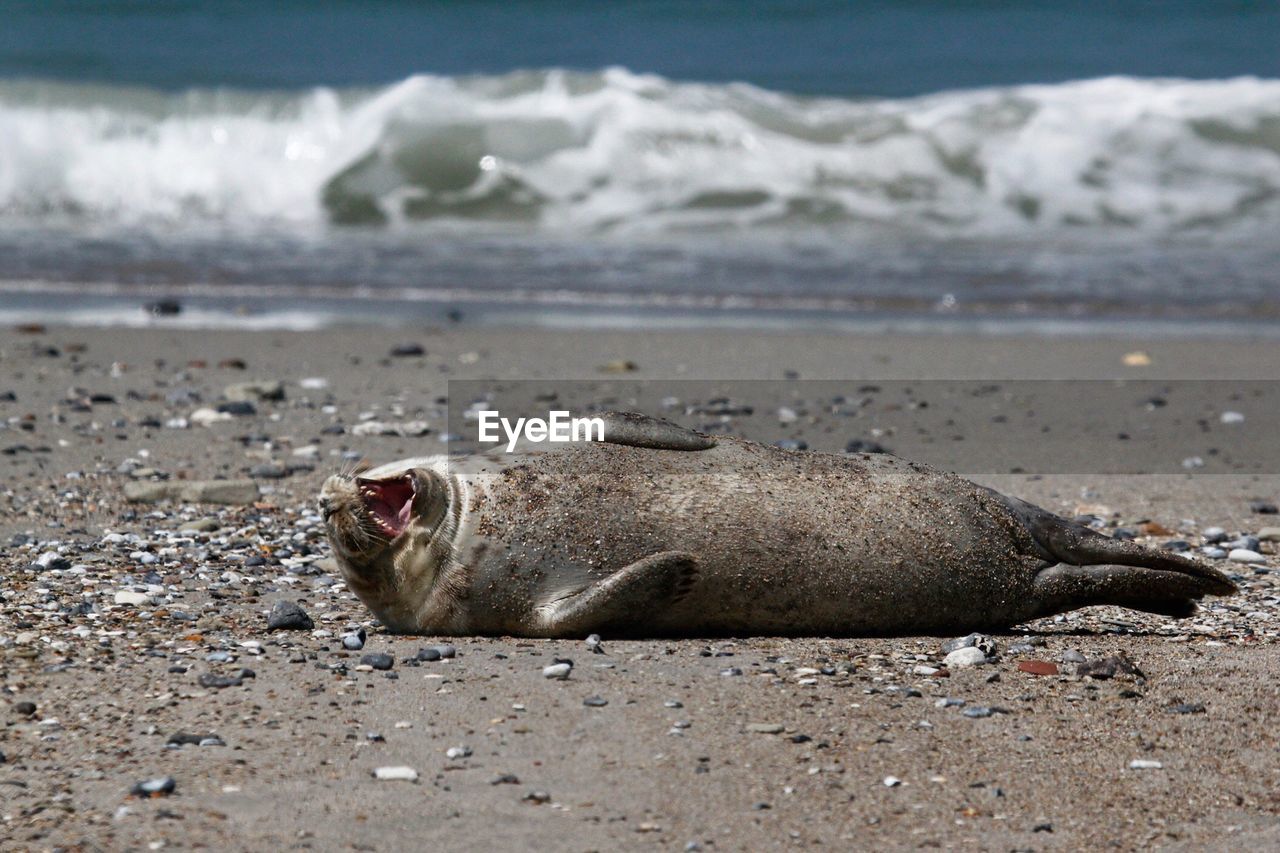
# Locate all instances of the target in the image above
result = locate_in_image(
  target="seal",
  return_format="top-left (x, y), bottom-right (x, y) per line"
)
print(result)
top-left (320, 413), bottom-right (1236, 637)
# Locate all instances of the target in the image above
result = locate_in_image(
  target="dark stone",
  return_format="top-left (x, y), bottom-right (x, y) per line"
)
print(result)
top-left (361, 653), bottom-right (394, 671)
top-left (1169, 702), bottom-right (1206, 714)
top-left (583, 696), bottom-right (608, 707)
top-left (390, 343), bottom-right (425, 357)
top-left (145, 300), bottom-right (182, 317)
top-left (197, 673), bottom-right (243, 689)
top-left (845, 439), bottom-right (890, 454)
top-left (167, 732), bottom-right (218, 746)
top-left (217, 401), bottom-right (256, 416)
top-left (1249, 500), bottom-right (1278, 514)
top-left (267, 600), bottom-right (314, 631)
top-left (14, 701), bottom-right (36, 717)
top-left (773, 439), bottom-right (808, 451)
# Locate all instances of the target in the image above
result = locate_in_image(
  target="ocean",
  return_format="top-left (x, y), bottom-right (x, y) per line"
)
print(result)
top-left (2, 1), bottom-right (1279, 331)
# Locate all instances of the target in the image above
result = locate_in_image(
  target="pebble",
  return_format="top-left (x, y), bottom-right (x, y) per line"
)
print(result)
top-left (351, 420), bottom-right (432, 437)
top-left (224, 380), bottom-right (284, 402)
top-left (249, 463), bottom-right (288, 480)
top-left (1228, 548), bottom-right (1266, 564)
top-left (360, 653), bottom-right (394, 671)
top-left (1202, 526), bottom-right (1228, 543)
top-left (1249, 501), bottom-right (1278, 515)
top-left (1017, 660), bottom-right (1059, 676)
top-left (179, 517), bottom-right (220, 533)
top-left (1061, 649), bottom-right (1086, 664)
top-left (130, 777), bottom-right (176, 797)
top-left (267, 600), bottom-right (314, 631)
top-left (1219, 411), bottom-right (1245, 424)
top-left (942, 647), bottom-right (988, 668)
top-left (542, 660), bottom-right (573, 680)
top-left (113, 590), bottom-right (149, 606)
top-left (389, 344), bottom-right (425, 357)
top-left (416, 647), bottom-right (441, 662)
top-left (342, 628), bottom-right (367, 650)
top-left (1257, 526), bottom-right (1280, 542)
top-left (583, 696), bottom-right (609, 707)
top-left (372, 766), bottom-right (418, 782)
top-left (962, 706), bottom-right (995, 718)
top-left (1169, 703), bottom-right (1206, 714)
top-left (1128, 759), bottom-right (1163, 770)
top-left (1202, 547), bottom-right (1228, 560)
top-left (217, 400), bottom-right (256, 416)
top-left (167, 732), bottom-right (225, 747)
top-left (585, 634), bottom-right (605, 654)
top-left (941, 633), bottom-right (995, 656)
top-left (445, 746), bottom-right (473, 759)
top-left (883, 776), bottom-right (902, 787)
top-left (746, 723), bottom-right (784, 734)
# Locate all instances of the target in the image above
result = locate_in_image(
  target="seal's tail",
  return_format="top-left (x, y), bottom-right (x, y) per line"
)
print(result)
top-left (989, 489), bottom-right (1238, 618)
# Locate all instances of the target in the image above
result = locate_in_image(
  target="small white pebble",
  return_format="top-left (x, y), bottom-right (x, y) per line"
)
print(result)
top-left (372, 766), bottom-right (418, 782)
top-left (1129, 759), bottom-right (1163, 770)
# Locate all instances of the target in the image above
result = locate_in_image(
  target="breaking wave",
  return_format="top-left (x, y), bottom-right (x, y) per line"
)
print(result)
top-left (2, 69), bottom-right (1279, 237)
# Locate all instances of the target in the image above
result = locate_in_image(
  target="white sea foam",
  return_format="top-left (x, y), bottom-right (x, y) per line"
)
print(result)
top-left (1, 70), bottom-right (1278, 237)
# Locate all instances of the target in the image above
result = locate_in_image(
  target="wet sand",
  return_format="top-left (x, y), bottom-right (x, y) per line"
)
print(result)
top-left (1, 325), bottom-right (1277, 851)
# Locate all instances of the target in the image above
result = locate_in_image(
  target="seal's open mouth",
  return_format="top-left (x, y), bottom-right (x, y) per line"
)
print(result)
top-left (357, 475), bottom-right (415, 539)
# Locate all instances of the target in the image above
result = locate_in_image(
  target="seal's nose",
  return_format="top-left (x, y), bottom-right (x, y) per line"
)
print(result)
top-left (318, 495), bottom-right (333, 520)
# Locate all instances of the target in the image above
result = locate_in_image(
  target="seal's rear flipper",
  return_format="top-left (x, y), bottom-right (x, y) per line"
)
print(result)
top-left (597, 412), bottom-right (716, 451)
top-left (988, 488), bottom-right (1238, 619)
top-left (1031, 563), bottom-right (1223, 619)
top-left (534, 551), bottom-right (699, 636)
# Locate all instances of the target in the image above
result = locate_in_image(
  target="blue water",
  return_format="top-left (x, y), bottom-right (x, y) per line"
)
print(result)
top-left (4, 1), bottom-right (1278, 96)
top-left (1, 1), bottom-right (1279, 329)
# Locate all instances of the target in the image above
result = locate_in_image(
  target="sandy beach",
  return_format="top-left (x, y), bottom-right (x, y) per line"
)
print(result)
top-left (2, 324), bottom-right (1278, 851)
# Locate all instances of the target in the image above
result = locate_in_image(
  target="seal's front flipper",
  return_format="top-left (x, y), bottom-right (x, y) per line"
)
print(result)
top-left (535, 551), bottom-right (699, 636)
top-left (598, 412), bottom-right (716, 451)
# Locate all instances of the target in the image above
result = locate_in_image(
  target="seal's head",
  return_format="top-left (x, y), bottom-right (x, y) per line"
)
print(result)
top-left (320, 460), bottom-right (456, 630)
